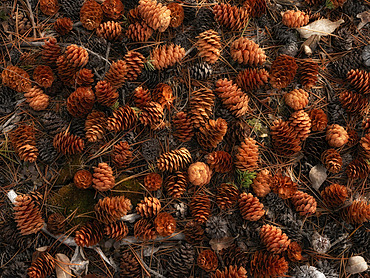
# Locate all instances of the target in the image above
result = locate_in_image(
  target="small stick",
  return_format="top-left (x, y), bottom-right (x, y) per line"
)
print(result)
top-left (22, 0), bottom-right (37, 38)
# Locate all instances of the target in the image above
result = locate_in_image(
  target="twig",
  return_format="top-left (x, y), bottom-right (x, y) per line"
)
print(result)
top-left (21, 0), bottom-right (37, 38)
top-left (105, 42), bottom-right (111, 72)
top-left (135, 251), bottom-right (166, 278)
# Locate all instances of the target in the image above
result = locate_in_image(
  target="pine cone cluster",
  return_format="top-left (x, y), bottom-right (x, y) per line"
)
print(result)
top-left (154, 212), bottom-right (176, 236)
top-left (165, 171), bottom-right (187, 198)
top-left (9, 124), bottom-right (39, 163)
top-left (321, 149), bottom-right (342, 173)
top-left (24, 87), bottom-right (50, 111)
top-left (282, 10), bottom-right (309, 28)
top-left (124, 51), bottom-right (145, 81)
top-left (206, 151), bottom-right (233, 173)
top-left (107, 105), bottom-right (137, 132)
top-left (339, 90), bottom-right (368, 115)
top-left (1, 65), bottom-right (31, 92)
top-left (104, 220), bottom-right (129, 241)
top-left (136, 197), bottom-right (161, 218)
top-left (14, 194), bottom-right (44, 235)
top-left (284, 89), bottom-right (309, 110)
top-left (230, 37), bottom-right (266, 66)
top-left (33, 65), bottom-right (54, 88)
top-left (188, 162), bottom-right (212, 186)
top-left (236, 68), bottom-right (269, 92)
top-left (196, 118), bottom-right (228, 149)
top-left (54, 17), bottom-right (73, 35)
top-left (138, 0), bottom-right (171, 32)
top-left (53, 131), bottom-right (85, 155)
top-left (298, 59), bottom-right (319, 89)
top-left (190, 194), bottom-right (211, 223)
top-left (195, 30), bottom-right (222, 64)
top-left (27, 252), bottom-right (55, 278)
top-left (271, 172), bottom-right (298, 199)
top-left (95, 195), bottom-right (132, 224)
top-left (321, 183), bottom-right (349, 208)
top-left (74, 221), bottom-right (103, 247)
top-left (216, 183), bottom-right (239, 210)
top-left (80, 0), bottom-right (103, 30)
top-left (239, 193), bottom-right (265, 221)
top-left (290, 190), bottom-right (317, 216)
top-left (198, 249), bottom-right (218, 272)
top-left (213, 3), bottom-right (249, 31)
top-left (252, 169), bottom-right (272, 198)
top-left (342, 200), bottom-right (370, 224)
top-left (156, 148), bottom-right (192, 172)
top-left (151, 44), bottom-right (185, 70)
top-left (260, 224), bottom-right (291, 253)
top-left (235, 137), bottom-right (259, 171)
top-left (111, 141), bottom-right (133, 168)
top-left (74, 169), bottom-right (93, 189)
top-left (347, 69), bottom-right (369, 95)
top-left (309, 108), bottom-right (328, 131)
top-left (250, 251), bottom-right (289, 278)
top-left (190, 88), bottom-right (215, 128)
top-left (326, 124), bottom-right (348, 147)
top-left (173, 112), bottom-right (194, 142)
top-left (270, 55), bottom-right (298, 89)
top-left (47, 213), bottom-right (66, 235)
top-left (104, 60), bottom-right (128, 88)
top-left (144, 173), bottom-right (162, 191)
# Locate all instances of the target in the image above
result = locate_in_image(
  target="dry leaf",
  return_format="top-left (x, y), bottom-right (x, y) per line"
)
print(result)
top-left (209, 237), bottom-right (234, 252)
top-left (309, 164), bottom-right (327, 190)
top-left (55, 253), bottom-right (72, 278)
top-left (297, 19), bottom-right (344, 39)
top-left (357, 10), bottom-right (370, 30)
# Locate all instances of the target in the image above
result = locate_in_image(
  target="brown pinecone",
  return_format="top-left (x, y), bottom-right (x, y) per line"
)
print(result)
top-left (215, 78), bottom-right (250, 117)
top-left (235, 137), bottom-right (259, 171)
top-left (287, 241), bottom-right (303, 261)
top-left (111, 141), bottom-right (133, 168)
top-left (27, 252), bottom-right (55, 278)
top-left (85, 111), bottom-right (106, 142)
top-left (251, 169), bottom-right (272, 198)
top-left (339, 90), bottom-right (368, 115)
top-left (138, 0), bottom-right (171, 32)
top-left (198, 249), bottom-right (218, 272)
top-left (42, 37), bottom-right (61, 65)
top-left (1, 65), bottom-right (31, 92)
top-left (346, 158), bottom-right (370, 179)
top-left (305, 0), bottom-right (324, 5)
top-left (190, 88), bottom-right (215, 129)
top-left (309, 108), bottom-right (328, 132)
top-left (183, 220), bottom-right (204, 244)
top-left (363, 117), bottom-right (370, 132)
top-left (154, 212), bottom-right (176, 236)
top-left (74, 169), bottom-right (93, 189)
top-left (157, 147), bottom-right (192, 172)
top-left (9, 125), bottom-right (39, 163)
top-left (134, 218), bottom-right (157, 240)
top-left (67, 87), bottom-right (95, 117)
top-left (126, 22), bottom-right (153, 42)
top-left (230, 37), bottom-right (266, 66)
top-left (347, 69), bottom-right (370, 95)
top-left (47, 213), bottom-right (66, 235)
top-left (104, 60), bottom-right (128, 88)
top-left (284, 89), bottom-right (309, 110)
top-left (136, 197), bottom-right (161, 218)
top-left (128, 7), bottom-right (141, 22)
top-left (139, 101), bottom-right (165, 130)
top-left (102, 0), bottom-right (124, 20)
top-left (165, 171), bottom-right (187, 198)
top-left (271, 172), bottom-right (298, 199)
top-left (13, 11), bottom-right (31, 35)
top-left (196, 118), bottom-right (228, 149)
top-left (104, 221), bottom-right (129, 241)
top-left (120, 250), bottom-right (142, 277)
top-left (326, 124), bottom-right (348, 147)
top-left (96, 21), bottom-right (122, 41)
top-left (151, 44), bottom-right (185, 70)
top-left (40, 0), bottom-right (59, 15)
top-left (14, 194), bottom-right (44, 235)
top-left (221, 245), bottom-right (249, 270)
top-left (24, 86), bottom-right (50, 111)
top-left (53, 131), bottom-right (85, 155)
top-left (282, 10), bottom-right (309, 28)
top-left (271, 119), bottom-right (302, 156)
top-left (75, 221), bottom-right (103, 247)
top-left (95, 81), bottom-right (118, 107)
top-left (216, 183), bottom-right (239, 210)
top-left (298, 59), bottom-right (319, 89)
top-left (321, 183), bottom-right (349, 208)
top-left (75, 68), bottom-right (94, 86)
top-left (33, 65), bottom-right (54, 88)
top-left (133, 86), bottom-right (151, 108)
top-left (225, 119), bottom-right (251, 146)
top-left (144, 173), bottom-right (163, 191)
top-left (206, 151), bottom-right (233, 173)
top-left (321, 149), bottom-right (342, 173)
top-left (124, 51), bottom-right (145, 81)
top-left (167, 2), bottom-right (184, 28)
top-left (107, 105), bottom-right (137, 132)
top-left (360, 133), bottom-right (370, 159)
top-left (243, 0), bottom-right (267, 18)
top-left (189, 194), bottom-right (211, 223)
top-left (290, 190), bottom-right (317, 216)
top-left (250, 251), bottom-right (289, 278)
top-left (289, 110), bottom-right (311, 141)
top-left (212, 266), bottom-right (247, 278)
top-left (152, 83), bottom-right (174, 110)
top-left (238, 193), bottom-right (265, 221)
top-left (54, 17), bottom-right (73, 35)
top-left (188, 162), bottom-right (212, 186)
top-left (260, 224), bottom-right (291, 253)
top-left (213, 3), bottom-right (248, 30)
top-left (173, 112), bottom-right (194, 142)
top-left (328, 0), bottom-right (347, 8)
top-left (80, 0), bottom-right (103, 30)
top-left (195, 29), bottom-right (222, 64)
top-left (270, 54), bottom-right (298, 89)
top-left (95, 195), bottom-right (132, 224)
top-left (342, 200), bottom-right (370, 224)
top-left (236, 68), bottom-right (269, 92)
top-left (347, 129), bottom-right (360, 147)
top-left (57, 44), bottom-right (88, 70)
top-left (92, 163), bottom-right (115, 191)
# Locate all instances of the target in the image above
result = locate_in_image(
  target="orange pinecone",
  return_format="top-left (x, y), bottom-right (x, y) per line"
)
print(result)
top-left (1, 65), bottom-right (31, 92)
top-left (251, 169), bottom-right (272, 198)
top-left (96, 21), bottom-right (122, 41)
top-left (47, 213), bottom-right (66, 235)
top-left (173, 112), bottom-right (194, 142)
top-left (321, 183), bottom-right (349, 208)
top-left (363, 117), bottom-right (370, 132)
top-left (216, 183), bottom-right (239, 210)
top-left (165, 171), bottom-right (187, 198)
top-left (271, 119), bottom-right (302, 156)
top-left (167, 2), bottom-right (184, 28)
top-left (347, 129), bottom-right (360, 147)
top-left (282, 10), bottom-right (309, 28)
top-left (54, 17), bottom-right (73, 35)
top-left (133, 86), bottom-right (151, 108)
top-left (124, 51), bottom-right (145, 81)
top-left (270, 54), bottom-right (298, 89)
top-left (346, 158), bottom-right (370, 179)
top-left (80, 0), bottom-right (103, 30)
top-left (339, 90), bottom-right (368, 115)
top-left (287, 241), bottom-right (303, 261)
top-left (360, 133), bottom-right (370, 159)
top-left (328, 0), bottom-right (347, 8)
top-left (128, 7), bottom-right (141, 22)
top-left (284, 89), bottom-right (309, 110)
top-left (213, 3), bottom-right (249, 30)
top-left (111, 141), bottom-right (133, 168)
top-left (235, 137), bottom-right (259, 171)
top-left (92, 163), bottom-right (115, 191)
top-left (134, 218), bottom-right (157, 240)
top-left (196, 118), bottom-right (228, 149)
top-left (40, 0), bottom-right (59, 15)
top-left (309, 108), bottom-right (328, 131)
top-left (154, 212), bottom-right (176, 236)
top-left (102, 0), bottom-right (124, 20)
top-left (59, 44), bottom-right (89, 68)
top-left (184, 220), bottom-right (204, 244)
top-left (305, 0), bottom-right (324, 5)
top-left (230, 37), bottom-right (266, 66)
top-left (104, 220), bottom-right (129, 241)
top-left (13, 194), bottom-right (44, 235)
top-left (288, 110), bottom-right (311, 141)
top-left (206, 151), bottom-right (233, 173)
top-left (152, 83), bottom-right (174, 110)
top-left (157, 148), bottom-right (192, 172)
top-left (138, 0), bottom-right (171, 32)
top-left (195, 29), bottom-right (221, 64)
top-left (151, 44), bottom-right (185, 70)
top-left (321, 149), bottom-right (342, 173)
top-left (136, 197), bottom-right (161, 218)
top-left (144, 173), bottom-right (163, 191)
top-left (42, 37), bottom-right (61, 65)
top-left (342, 200), bottom-right (370, 224)
top-left (271, 172), bottom-right (298, 199)
top-left (75, 221), bottom-right (103, 247)
top-left (326, 124), bottom-right (348, 147)
top-left (126, 22), bottom-right (153, 42)
top-left (74, 169), bottom-right (93, 189)
top-left (104, 60), bottom-right (128, 88)
top-left (75, 68), bottom-right (94, 86)
top-left (212, 266), bottom-right (247, 278)
top-left (27, 252), bottom-right (55, 278)
top-left (236, 68), bottom-right (269, 92)
top-left (9, 125), bottom-right (39, 163)
top-left (250, 251), bottom-right (289, 278)
top-left (53, 131), bottom-right (85, 155)
top-left (85, 110), bottom-right (106, 142)
top-left (67, 87), bottom-right (95, 117)
top-left (188, 162), bottom-right (212, 186)
top-left (189, 194), bottom-right (211, 223)
top-left (120, 250), bottom-right (142, 277)
top-left (107, 105), bottom-right (137, 132)
top-left (347, 69), bottom-right (369, 95)
top-left (95, 81), bottom-right (118, 107)
top-left (298, 59), bottom-right (319, 89)
top-left (95, 195), bottom-right (132, 224)
top-left (24, 86), bottom-right (50, 111)
top-left (198, 249), bottom-right (218, 272)
top-left (291, 190), bottom-right (317, 216)
top-left (243, 0), bottom-right (267, 18)
top-left (215, 78), bottom-right (250, 117)
top-left (260, 224), bottom-right (291, 253)
top-left (139, 102), bottom-right (165, 130)
top-left (33, 65), bottom-right (54, 88)
top-left (190, 88), bottom-right (215, 128)
top-left (239, 193), bottom-right (265, 221)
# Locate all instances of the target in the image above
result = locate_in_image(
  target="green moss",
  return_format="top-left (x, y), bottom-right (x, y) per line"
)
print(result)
top-left (55, 154), bottom-right (85, 185)
top-left (111, 175), bottom-right (144, 206)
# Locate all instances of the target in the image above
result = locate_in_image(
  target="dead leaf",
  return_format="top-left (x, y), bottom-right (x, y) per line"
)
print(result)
top-left (55, 253), bottom-right (72, 278)
top-left (357, 10), bottom-right (370, 30)
top-left (209, 237), bottom-right (234, 252)
top-left (297, 19), bottom-right (344, 39)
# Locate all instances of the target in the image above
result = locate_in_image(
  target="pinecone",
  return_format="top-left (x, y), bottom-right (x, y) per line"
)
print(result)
top-left (339, 90), bottom-right (368, 115)
top-left (216, 183), bottom-right (239, 210)
top-left (239, 192), bottom-right (265, 221)
top-left (271, 119), bottom-right (302, 156)
top-left (27, 252), bottom-right (55, 278)
top-left (66, 86), bottom-right (95, 117)
top-left (104, 60), bottom-right (128, 88)
top-left (243, 0), bottom-right (266, 18)
top-left (104, 221), bottom-right (128, 241)
top-left (189, 62), bottom-right (213, 80)
top-left (165, 171), bottom-right (187, 198)
top-left (363, 117), bottom-right (370, 133)
top-left (284, 89), bottom-right (309, 110)
top-left (13, 194), bottom-right (44, 235)
top-left (221, 245), bottom-right (249, 270)
top-left (138, 0), bottom-right (171, 32)
top-left (167, 2), bottom-right (184, 28)
top-left (287, 241), bottom-right (303, 261)
top-left (167, 243), bottom-right (195, 278)
top-left (190, 88), bottom-right (215, 128)
top-left (271, 172), bottom-right (298, 199)
top-left (74, 169), bottom-right (93, 189)
top-left (136, 197), bottom-right (161, 218)
top-left (235, 137), bottom-right (259, 171)
top-left (95, 81), bottom-right (118, 107)
top-left (329, 0), bottom-right (350, 8)
top-left (347, 129), bottom-right (360, 147)
top-left (95, 195), bottom-right (132, 224)
top-left (298, 59), bottom-right (319, 89)
top-left (154, 212), bottom-right (176, 236)
top-left (54, 17), bottom-right (73, 35)
top-left (289, 110), bottom-right (311, 141)
top-left (111, 141), bottom-right (133, 168)
top-left (33, 65), bottom-right (54, 88)
top-left (360, 133), bottom-right (370, 159)
top-left (304, 0), bottom-right (324, 5)
top-left (309, 109), bottom-right (328, 132)
top-left (47, 213), bottom-right (66, 235)
top-left (133, 86), bottom-right (151, 108)
top-left (24, 86), bottom-right (50, 111)
top-left (252, 169), bottom-right (272, 198)
top-left (42, 37), bottom-right (61, 65)
top-left (346, 158), bottom-right (370, 179)
top-left (321, 183), bottom-right (349, 208)
top-left (139, 101), bottom-right (165, 130)
top-left (102, 0), bottom-right (124, 20)
top-left (326, 124), bottom-right (348, 148)
top-left (183, 220), bottom-right (204, 244)
top-left (331, 50), bottom-right (362, 78)
top-left (144, 173), bottom-right (162, 191)
top-left (37, 137), bottom-right (57, 163)
top-left (1, 65), bottom-right (31, 92)
top-left (120, 250), bottom-right (142, 277)
top-left (250, 251), bottom-right (289, 278)
top-left (53, 132), bottom-right (83, 156)
top-left (128, 7), bottom-right (141, 22)
top-left (124, 51), bottom-right (145, 81)
top-left (156, 147), bottom-right (192, 172)
top-left (196, 118), bottom-right (228, 149)
top-left (75, 221), bottom-right (103, 247)
top-left (236, 68), bottom-right (269, 92)
top-left (282, 10), bottom-right (309, 28)
top-left (195, 29), bottom-right (221, 64)
top-left (134, 218), bottom-right (157, 240)
top-left (173, 112), bottom-right (194, 142)
top-left (92, 162), bottom-right (115, 191)
top-left (84, 111), bottom-right (106, 142)
top-left (347, 69), bottom-right (370, 95)
top-left (270, 54), bottom-right (298, 89)
top-left (230, 37), bottom-right (266, 66)
top-left (96, 21), bottom-right (122, 41)
top-left (213, 3), bottom-right (248, 30)
top-left (151, 44), bottom-right (185, 70)
top-left (187, 162), bottom-right (211, 186)
top-left (198, 249), bottom-right (218, 272)
top-left (80, 0), bottom-right (103, 30)
top-left (9, 124), bottom-right (39, 163)
top-left (189, 194), bottom-right (211, 223)
top-left (342, 200), bottom-right (370, 224)
top-left (126, 22), bottom-right (154, 42)
top-left (152, 83), bottom-right (174, 109)
top-left (290, 190), bottom-right (317, 216)
top-left (321, 149), bottom-right (342, 173)
top-left (40, 0), bottom-right (59, 15)
top-left (224, 119), bottom-right (250, 146)
top-left (206, 151), bottom-right (233, 173)
top-left (260, 224), bottom-right (291, 253)
top-left (107, 105), bottom-right (137, 132)
top-left (213, 266), bottom-right (247, 278)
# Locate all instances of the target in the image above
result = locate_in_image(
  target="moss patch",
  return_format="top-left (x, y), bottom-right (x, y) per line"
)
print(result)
top-left (111, 174), bottom-right (144, 207)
